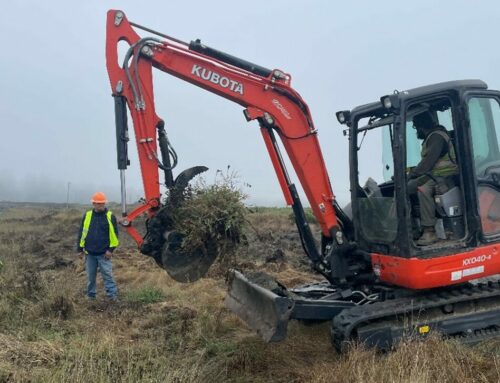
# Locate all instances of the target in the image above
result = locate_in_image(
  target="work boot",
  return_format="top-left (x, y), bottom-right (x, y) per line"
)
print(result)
top-left (416, 227), bottom-right (438, 246)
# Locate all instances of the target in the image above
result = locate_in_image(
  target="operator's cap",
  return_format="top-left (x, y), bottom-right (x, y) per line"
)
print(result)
top-left (413, 111), bottom-right (435, 129)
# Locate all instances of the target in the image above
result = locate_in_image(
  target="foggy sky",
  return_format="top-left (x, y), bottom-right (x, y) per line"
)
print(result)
top-left (1, 1), bottom-right (500, 207)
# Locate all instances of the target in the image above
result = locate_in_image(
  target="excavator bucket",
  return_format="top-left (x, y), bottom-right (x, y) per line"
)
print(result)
top-left (225, 270), bottom-right (295, 342)
top-left (161, 231), bottom-right (218, 283)
top-left (142, 165), bottom-right (223, 282)
top-left (158, 165), bottom-right (222, 282)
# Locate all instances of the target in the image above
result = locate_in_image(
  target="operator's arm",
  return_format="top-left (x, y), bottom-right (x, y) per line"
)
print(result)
top-left (409, 134), bottom-right (446, 179)
top-left (108, 214), bottom-right (119, 253)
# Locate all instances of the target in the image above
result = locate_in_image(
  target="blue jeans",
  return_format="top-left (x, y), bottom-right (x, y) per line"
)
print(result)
top-left (86, 253), bottom-right (118, 299)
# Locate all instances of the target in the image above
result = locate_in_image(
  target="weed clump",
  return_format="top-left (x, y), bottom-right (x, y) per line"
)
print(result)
top-left (173, 169), bottom-right (247, 256)
top-left (48, 295), bottom-right (75, 320)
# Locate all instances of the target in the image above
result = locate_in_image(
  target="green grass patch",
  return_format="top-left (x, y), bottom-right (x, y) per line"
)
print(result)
top-left (123, 286), bottom-right (165, 304)
top-left (248, 206), bottom-right (317, 224)
top-left (203, 337), bottom-right (239, 357)
top-left (247, 206), bottom-right (293, 216)
top-left (292, 208), bottom-right (317, 224)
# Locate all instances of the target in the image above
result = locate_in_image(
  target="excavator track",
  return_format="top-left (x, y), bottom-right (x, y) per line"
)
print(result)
top-left (331, 281), bottom-right (500, 352)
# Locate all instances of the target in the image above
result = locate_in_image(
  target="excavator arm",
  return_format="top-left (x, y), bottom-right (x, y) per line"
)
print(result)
top-left (105, 10), bottom-right (350, 282)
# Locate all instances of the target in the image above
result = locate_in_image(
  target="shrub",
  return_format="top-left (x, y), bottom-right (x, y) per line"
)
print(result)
top-left (173, 168), bottom-right (247, 253)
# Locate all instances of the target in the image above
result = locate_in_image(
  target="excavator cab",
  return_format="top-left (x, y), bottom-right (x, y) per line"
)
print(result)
top-left (342, 80), bottom-right (500, 265)
top-left (228, 80), bottom-right (500, 349)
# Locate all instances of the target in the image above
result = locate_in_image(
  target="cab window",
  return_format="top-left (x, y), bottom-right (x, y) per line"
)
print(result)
top-left (356, 116), bottom-right (397, 243)
top-left (467, 97), bottom-right (500, 236)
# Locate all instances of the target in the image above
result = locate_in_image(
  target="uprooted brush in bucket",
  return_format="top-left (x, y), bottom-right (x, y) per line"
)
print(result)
top-left (143, 171), bottom-right (247, 282)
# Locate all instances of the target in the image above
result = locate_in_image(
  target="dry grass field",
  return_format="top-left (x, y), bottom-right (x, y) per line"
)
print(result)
top-left (1, 204), bottom-right (500, 382)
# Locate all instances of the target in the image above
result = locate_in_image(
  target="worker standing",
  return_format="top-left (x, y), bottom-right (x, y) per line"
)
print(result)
top-left (76, 192), bottom-right (119, 300)
top-left (408, 111), bottom-right (459, 246)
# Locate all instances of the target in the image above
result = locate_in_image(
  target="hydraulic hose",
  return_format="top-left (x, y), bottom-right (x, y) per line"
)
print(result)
top-left (122, 37), bottom-right (163, 109)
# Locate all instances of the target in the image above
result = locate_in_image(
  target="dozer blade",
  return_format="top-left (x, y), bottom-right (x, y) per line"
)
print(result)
top-left (225, 270), bottom-right (295, 342)
top-left (161, 231), bottom-right (218, 283)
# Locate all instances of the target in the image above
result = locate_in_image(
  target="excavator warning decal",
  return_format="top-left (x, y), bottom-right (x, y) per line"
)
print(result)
top-left (191, 64), bottom-right (244, 95)
top-left (451, 265), bottom-right (484, 281)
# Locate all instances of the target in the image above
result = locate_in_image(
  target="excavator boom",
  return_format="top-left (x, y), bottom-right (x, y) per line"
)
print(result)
top-left (105, 10), bottom-right (349, 282)
top-left (106, 10), bottom-right (340, 235)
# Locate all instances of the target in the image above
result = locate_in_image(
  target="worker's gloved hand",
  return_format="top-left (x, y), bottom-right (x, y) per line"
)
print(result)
top-left (105, 250), bottom-right (113, 259)
top-left (78, 252), bottom-right (85, 260)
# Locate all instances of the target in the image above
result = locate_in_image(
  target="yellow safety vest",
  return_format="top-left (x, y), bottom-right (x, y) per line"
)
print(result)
top-left (79, 210), bottom-right (119, 249)
top-left (421, 129), bottom-right (459, 177)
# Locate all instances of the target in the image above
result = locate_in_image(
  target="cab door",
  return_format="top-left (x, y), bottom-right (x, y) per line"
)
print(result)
top-left (465, 93), bottom-right (500, 239)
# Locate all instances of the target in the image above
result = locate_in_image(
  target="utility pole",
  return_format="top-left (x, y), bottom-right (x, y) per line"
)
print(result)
top-left (66, 182), bottom-right (71, 209)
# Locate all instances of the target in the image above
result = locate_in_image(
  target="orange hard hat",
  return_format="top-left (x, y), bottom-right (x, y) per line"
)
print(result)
top-left (91, 191), bottom-right (108, 204)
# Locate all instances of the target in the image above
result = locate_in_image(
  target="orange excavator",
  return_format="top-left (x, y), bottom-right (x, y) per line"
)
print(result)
top-left (106, 10), bottom-right (500, 350)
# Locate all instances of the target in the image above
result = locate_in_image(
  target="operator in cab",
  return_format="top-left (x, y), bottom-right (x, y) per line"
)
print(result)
top-left (408, 111), bottom-right (459, 246)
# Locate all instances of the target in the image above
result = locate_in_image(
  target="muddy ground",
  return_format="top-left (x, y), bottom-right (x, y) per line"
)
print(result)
top-left (0, 204), bottom-right (499, 382)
